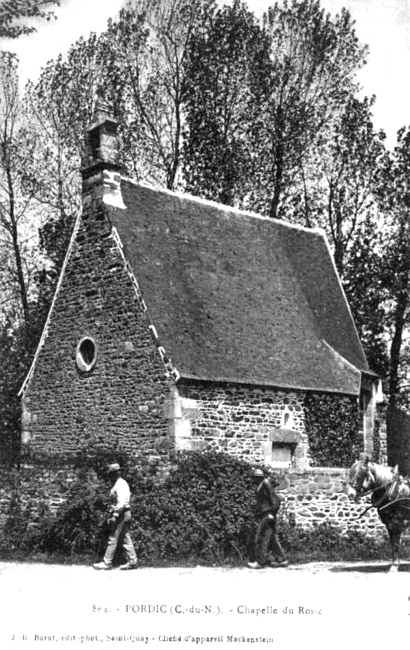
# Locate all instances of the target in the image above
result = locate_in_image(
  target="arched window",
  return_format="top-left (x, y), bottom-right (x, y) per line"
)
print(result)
top-left (76, 337), bottom-right (98, 372)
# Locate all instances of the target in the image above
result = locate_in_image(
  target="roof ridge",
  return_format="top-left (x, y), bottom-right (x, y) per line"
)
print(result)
top-left (120, 176), bottom-right (325, 236)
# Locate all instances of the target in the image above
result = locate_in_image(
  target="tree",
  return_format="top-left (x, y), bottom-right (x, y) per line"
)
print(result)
top-left (182, 0), bottom-right (368, 219)
top-left (0, 0), bottom-right (59, 39)
top-left (345, 127), bottom-right (410, 412)
top-left (0, 53), bottom-right (52, 466)
top-left (374, 130), bottom-right (410, 410)
top-left (183, 0), bottom-right (268, 205)
top-left (261, 0), bottom-right (367, 217)
top-left (0, 51), bottom-right (43, 327)
top-left (343, 214), bottom-right (390, 379)
top-left (255, 0), bottom-right (368, 219)
top-left (103, 0), bottom-right (214, 189)
top-left (23, 32), bottom-right (108, 309)
top-left (307, 95), bottom-right (385, 272)
top-left (0, 318), bottom-right (33, 464)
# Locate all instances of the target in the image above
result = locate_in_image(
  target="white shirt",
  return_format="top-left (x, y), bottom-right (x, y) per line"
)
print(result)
top-left (109, 477), bottom-right (131, 515)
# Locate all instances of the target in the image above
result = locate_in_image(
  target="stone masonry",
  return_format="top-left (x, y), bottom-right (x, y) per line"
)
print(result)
top-left (167, 381), bottom-right (308, 469)
top-left (20, 198), bottom-right (174, 462)
top-left (165, 381), bottom-right (379, 473)
top-left (279, 468), bottom-right (385, 537)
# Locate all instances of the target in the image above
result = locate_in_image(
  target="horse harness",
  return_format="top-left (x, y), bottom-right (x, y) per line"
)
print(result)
top-left (356, 465), bottom-right (410, 518)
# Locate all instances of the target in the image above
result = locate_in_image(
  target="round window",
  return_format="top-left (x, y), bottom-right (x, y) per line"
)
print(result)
top-left (76, 337), bottom-right (98, 372)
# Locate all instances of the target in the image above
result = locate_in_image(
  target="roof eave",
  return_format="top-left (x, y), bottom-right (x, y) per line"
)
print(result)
top-left (177, 372), bottom-right (362, 397)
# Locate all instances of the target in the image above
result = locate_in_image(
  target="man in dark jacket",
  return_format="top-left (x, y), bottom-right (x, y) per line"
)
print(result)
top-left (248, 468), bottom-right (288, 569)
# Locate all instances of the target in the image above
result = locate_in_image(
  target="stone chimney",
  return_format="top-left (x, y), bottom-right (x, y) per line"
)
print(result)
top-left (81, 87), bottom-right (126, 210)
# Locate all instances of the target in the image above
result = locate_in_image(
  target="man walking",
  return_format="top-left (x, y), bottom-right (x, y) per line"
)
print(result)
top-left (93, 463), bottom-right (138, 570)
top-left (247, 468), bottom-right (288, 569)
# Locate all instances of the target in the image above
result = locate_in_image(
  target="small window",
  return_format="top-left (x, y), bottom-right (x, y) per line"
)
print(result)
top-left (271, 443), bottom-right (293, 468)
top-left (76, 337), bottom-right (98, 372)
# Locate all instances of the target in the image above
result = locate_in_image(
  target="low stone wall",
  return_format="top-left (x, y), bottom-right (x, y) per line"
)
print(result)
top-left (280, 467), bottom-right (385, 536)
top-left (0, 465), bottom-right (76, 528)
top-left (0, 464), bottom-right (386, 541)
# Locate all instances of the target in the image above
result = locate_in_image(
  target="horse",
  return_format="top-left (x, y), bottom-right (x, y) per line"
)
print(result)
top-left (347, 455), bottom-right (410, 572)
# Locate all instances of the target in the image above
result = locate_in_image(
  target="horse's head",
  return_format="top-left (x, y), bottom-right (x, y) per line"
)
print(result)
top-left (347, 455), bottom-right (371, 502)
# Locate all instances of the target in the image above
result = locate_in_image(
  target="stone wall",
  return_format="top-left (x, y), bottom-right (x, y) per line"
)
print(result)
top-left (20, 196), bottom-right (173, 462)
top-left (168, 381), bottom-right (365, 472)
top-left (0, 465), bottom-right (74, 529)
top-left (169, 381), bottom-right (308, 467)
top-left (280, 468), bottom-right (384, 536)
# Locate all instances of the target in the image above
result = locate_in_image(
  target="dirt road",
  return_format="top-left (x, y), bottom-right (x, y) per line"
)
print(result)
top-left (1, 560), bottom-right (409, 650)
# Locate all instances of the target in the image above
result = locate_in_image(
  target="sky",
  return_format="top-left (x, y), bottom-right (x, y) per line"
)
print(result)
top-left (3, 0), bottom-right (410, 148)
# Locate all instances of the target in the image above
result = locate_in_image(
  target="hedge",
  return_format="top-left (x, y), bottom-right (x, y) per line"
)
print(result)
top-left (0, 450), bottom-right (389, 565)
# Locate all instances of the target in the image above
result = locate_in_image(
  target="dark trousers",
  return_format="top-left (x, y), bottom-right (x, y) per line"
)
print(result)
top-left (253, 512), bottom-right (286, 566)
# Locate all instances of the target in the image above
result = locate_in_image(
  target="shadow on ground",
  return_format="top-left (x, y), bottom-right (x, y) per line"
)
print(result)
top-left (331, 562), bottom-right (410, 573)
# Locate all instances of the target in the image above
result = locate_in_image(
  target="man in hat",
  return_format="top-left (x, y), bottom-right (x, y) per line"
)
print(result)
top-left (247, 468), bottom-right (288, 570)
top-left (93, 463), bottom-right (138, 570)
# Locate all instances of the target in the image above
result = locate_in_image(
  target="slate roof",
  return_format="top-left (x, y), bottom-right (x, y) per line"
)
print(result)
top-left (109, 179), bottom-right (370, 396)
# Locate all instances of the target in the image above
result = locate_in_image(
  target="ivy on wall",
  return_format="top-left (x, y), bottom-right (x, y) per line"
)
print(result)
top-left (386, 406), bottom-right (410, 475)
top-left (303, 393), bottom-right (362, 467)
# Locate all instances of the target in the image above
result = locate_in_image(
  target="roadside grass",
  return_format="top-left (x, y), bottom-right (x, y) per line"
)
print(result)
top-left (0, 522), bottom-right (395, 568)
